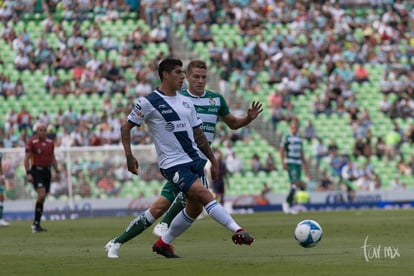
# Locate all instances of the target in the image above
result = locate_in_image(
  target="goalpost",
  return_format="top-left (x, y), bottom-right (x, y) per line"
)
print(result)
top-left (1, 144), bottom-right (159, 203)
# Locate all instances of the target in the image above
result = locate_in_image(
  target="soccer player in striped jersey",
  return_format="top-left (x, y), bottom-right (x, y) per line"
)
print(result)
top-left (105, 59), bottom-right (258, 258)
top-left (152, 60), bottom-right (263, 236)
top-left (279, 120), bottom-right (310, 214)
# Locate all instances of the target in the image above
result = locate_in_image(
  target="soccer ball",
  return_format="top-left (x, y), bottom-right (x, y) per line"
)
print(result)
top-left (294, 219), bottom-right (323, 248)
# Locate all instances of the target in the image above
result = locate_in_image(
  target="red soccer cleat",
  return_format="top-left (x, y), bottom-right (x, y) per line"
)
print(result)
top-left (152, 238), bottom-right (181, 258)
top-left (232, 228), bottom-right (255, 245)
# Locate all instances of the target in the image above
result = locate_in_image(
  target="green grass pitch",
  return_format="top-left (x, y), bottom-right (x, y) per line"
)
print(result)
top-left (0, 209), bottom-right (413, 276)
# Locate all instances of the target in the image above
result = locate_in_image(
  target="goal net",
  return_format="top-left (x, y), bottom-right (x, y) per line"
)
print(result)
top-left (1, 145), bottom-right (161, 202)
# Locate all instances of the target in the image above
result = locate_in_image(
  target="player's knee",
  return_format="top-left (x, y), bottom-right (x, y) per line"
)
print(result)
top-left (199, 190), bottom-right (215, 206)
top-left (37, 191), bottom-right (47, 200)
top-left (37, 195), bottom-right (46, 203)
top-left (150, 199), bottom-right (171, 218)
top-left (184, 204), bottom-right (203, 219)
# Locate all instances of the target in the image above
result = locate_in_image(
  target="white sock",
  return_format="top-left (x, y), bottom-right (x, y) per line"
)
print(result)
top-left (162, 209), bottom-right (194, 244)
top-left (144, 209), bottom-right (155, 224)
top-left (205, 200), bottom-right (240, 233)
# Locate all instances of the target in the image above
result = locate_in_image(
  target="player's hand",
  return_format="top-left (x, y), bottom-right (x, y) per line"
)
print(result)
top-left (26, 174), bottom-right (33, 183)
top-left (126, 154), bottom-right (139, 175)
top-left (282, 163), bottom-right (288, 170)
top-left (247, 101), bottom-right (263, 120)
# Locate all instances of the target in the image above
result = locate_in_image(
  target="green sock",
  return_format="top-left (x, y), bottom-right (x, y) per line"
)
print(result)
top-left (115, 212), bottom-right (153, 244)
top-left (160, 193), bottom-right (186, 226)
top-left (0, 202), bottom-right (3, 219)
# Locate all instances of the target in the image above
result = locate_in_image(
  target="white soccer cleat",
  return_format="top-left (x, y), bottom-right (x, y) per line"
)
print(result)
top-left (152, 222), bottom-right (168, 237)
top-left (282, 202), bottom-right (290, 214)
top-left (105, 239), bottom-right (121, 258)
top-left (0, 219), bottom-right (9, 227)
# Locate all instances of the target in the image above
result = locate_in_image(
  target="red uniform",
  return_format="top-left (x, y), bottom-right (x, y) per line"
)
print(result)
top-left (25, 136), bottom-right (55, 193)
top-left (25, 137), bottom-right (55, 167)
top-left (24, 126), bottom-right (58, 232)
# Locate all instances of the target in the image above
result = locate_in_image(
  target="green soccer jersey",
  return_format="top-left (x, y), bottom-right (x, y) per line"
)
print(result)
top-left (180, 89), bottom-right (230, 143)
top-left (280, 133), bottom-right (303, 165)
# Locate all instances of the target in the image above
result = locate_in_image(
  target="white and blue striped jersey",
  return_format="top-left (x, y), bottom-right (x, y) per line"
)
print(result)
top-left (127, 90), bottom-right (203, 169)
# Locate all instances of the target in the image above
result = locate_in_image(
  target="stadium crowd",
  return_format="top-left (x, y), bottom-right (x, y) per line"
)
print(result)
top-left (1, 0), bottom-right (414, 200)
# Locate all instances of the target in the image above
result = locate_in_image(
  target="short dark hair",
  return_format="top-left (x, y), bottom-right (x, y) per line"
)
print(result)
top-left (158, 58), bottom-right (183, 81)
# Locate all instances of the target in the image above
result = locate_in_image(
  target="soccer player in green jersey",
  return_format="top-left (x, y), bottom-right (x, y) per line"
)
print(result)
top-left (105, 60), bottom-right (262, 258)
top-left (280, 120), bottom-right (310, 214)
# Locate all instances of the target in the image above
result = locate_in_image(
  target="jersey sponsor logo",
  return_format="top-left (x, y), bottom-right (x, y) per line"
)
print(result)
top-left (208, 107), bottom-right (218, 113)
top-left (161, 109), bottom-right (173, 115)
top-left (158, 104), bottom-right (167, 109)
top-left (132, 103), bottom-right (144, 117)
top-left (131, 109), bottom-right (143, 118)
top-left (182, 101), bottom-right (190, 109)
top-left (175, 122), bottom-right (187, 129)
top-left (165, 122), bottom-right (187, 132)
top-left (165, 122), bottom-right (175, 132)
top-left (201, 124), bottom-right (215, 132)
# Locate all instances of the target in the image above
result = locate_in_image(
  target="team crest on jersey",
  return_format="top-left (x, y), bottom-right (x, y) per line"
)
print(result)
top-left (165, 122), bottom-right (175, 132)
top-left (209, 97), bottom-right (216, 106)
top-left (182, 101), bottom-right (190, 109)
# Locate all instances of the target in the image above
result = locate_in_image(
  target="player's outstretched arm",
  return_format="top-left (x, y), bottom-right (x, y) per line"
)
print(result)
top-left (120, 121), bottom-right (139, 175)
top-left (222, 101), bottom-right (263, 130)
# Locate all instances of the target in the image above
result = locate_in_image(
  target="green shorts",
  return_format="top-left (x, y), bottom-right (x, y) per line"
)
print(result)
top-left (287, 163), bottom-right (302, 185)
top-left (160, 181), bottom-right (181, 203)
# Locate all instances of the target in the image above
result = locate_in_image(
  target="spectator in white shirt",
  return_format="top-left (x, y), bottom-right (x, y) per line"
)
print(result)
top-left (149, 24), bottom-right (167, 43)
top-left (86, 55), bottom-right (101, 73)
top-left (379, 94), bottom-right (392, 114)
top-left (42, 14), bottom-right (55, 33)
top-left (12, 34), bottom-right (25, 53)
top-left (225, 152), bottom-right (244, 175)
top-left (356, 174), bottom-right (375, 191)
top-left (15, 51), bottom-right (30, 71)
top-left (341, 158), bottom-right (361, 182)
